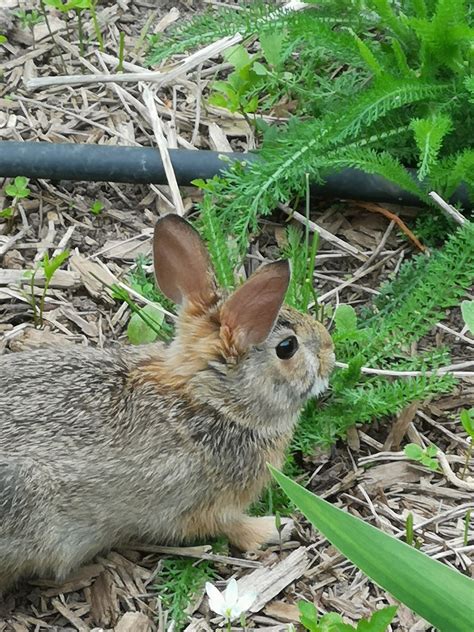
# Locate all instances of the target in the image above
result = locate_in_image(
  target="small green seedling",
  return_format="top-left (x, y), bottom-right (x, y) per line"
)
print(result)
top-left (3, 176), bottom-right (31, 224)
top-left (461, 300), bottom-right (474, 335)
top-left (0, 34), bottom-right (8, 44)
top-left (405, 512), bottom-right (422, 549)
top-left (209, 44), bottom-right (262, 115)
top-left (28, 250), bottom-right (70, 327)
top-left (5, 176), bottom-right (30, 199)
top-left (44, 0), bottom-right (103, 54)
top-left (404, 443), bottom-right (439, 471)
top-left (14, 9), bottom-right (44, 45)
top-left (463, 509), bottom-right (471, 547)
top-left (460, 408), bottom-right (474, 480)
top-left (90, 200), bottom-right (104, 215)
top-left (157, 558), bottom-right (215, 630)
top-left (298, 600), bottom-right (397, 631)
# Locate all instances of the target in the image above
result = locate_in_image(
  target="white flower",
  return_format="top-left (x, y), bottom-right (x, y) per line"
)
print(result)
top-left (205, 578), bottom-right (256, 622)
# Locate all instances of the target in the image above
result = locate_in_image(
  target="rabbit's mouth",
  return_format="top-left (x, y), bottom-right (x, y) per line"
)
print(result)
top-left (309, 376), bottom-right (330, 398)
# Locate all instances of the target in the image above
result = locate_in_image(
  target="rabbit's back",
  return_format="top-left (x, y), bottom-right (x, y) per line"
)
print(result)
top-left (0, 344), bottom-right (169, 447)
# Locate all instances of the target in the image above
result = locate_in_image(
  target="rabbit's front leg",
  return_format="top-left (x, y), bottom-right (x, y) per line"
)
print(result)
top-left (223, 514), bottom-right (294, 551)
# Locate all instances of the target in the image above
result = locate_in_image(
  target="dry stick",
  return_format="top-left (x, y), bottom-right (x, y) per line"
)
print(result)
top-left (358, 219), bottom-right (396, 272)
top-left (25, 0), bottom-right (308, 90)
top-left (191, 63), bottom-right (203, 147)
top-left (313, 272), bottom-right (380, 296)
top-left (24, 34), bottom-right (243, 90)
top-left (278, 204), bottom-right (365, 260)
top-left (416, 409), bottom-right (470, 448)
top-left (429, 191), bottom-right (467, 226)
top-left (0, 228), bottom-right (29, 258)
top-left (318, 247), bottom-right (405, 302)
top-left (17, 95), bottom-right (142, 147)
top-left (52, 225), bottom-right (76, 258)
top-left (435, 321), bottom-right (474, 346)
top-left (437, 449), bottom-right (474, 491)
top-left (353, 200), bottom-right (427, 252)
top-left (142, 87), bottom-right (185, 216)
top-left (334, 359), bottom-right (474, 378)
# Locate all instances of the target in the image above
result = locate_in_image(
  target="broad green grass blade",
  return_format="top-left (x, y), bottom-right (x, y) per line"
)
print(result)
top-left (270, 466), bottom-right (474, 632)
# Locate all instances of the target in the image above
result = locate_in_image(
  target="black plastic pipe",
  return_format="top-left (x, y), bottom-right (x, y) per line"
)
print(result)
top-left (0, 141), bottom-right (470, 208)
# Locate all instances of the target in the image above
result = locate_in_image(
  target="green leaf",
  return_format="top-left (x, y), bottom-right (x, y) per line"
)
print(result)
top-left (5, 176), bottom-right (30, 199)
top-left (0, 35), bottom-right (7, 44)
top-left (42, 250), bottom-right (70, 281)
top-left (404, 443), bottom-right (423, 460)
top-left (260, 30), bottom-right (285, 67)
top-left (426, 458), bottom-right (439, 471)
top-left (460, 300), bottom-right (474, 335)
top-left (224, 44), bottom-right (252, 72)
top-left (460, 409), bottom-right (474, 438)
top-left (298, 601), bottom-right (319, 632)
top-left (270, 467), bottom-right (474, 632)
top-left (90, 200), bottom-right (103, 215)
top-left (356, 606), bottom-right (397, 631)
top-left (252, 61), bottom-right (268, 76)
top-left (208, 93), bottom-right (232, 110)
top-left (127, 303), bottom-right (164, 345)
top-left (212, 79), bottom-right (236, 99)
top-left (353, 34), bottom-right (383, 76)
top-left (425, 444), bottom-right (438, 457)
top-left (0, 207), bottom-right (13, 218)
top-left (245, 94), bottom-right (259, 113)
top-left (334, 304), bottom-right (358, 333)
top-left (410, 115), bottom-right (453, 180)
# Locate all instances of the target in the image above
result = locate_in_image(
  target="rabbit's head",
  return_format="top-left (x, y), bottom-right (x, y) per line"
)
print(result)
top-left (141, 215), bottom-right (335, 433)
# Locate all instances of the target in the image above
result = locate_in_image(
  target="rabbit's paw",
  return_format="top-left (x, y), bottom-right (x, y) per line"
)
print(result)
top-left (225, 515), bottom-right (295, 551)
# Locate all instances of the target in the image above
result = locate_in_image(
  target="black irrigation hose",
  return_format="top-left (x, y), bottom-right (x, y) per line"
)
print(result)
top-left (0, 141), bottom-right (470, 208)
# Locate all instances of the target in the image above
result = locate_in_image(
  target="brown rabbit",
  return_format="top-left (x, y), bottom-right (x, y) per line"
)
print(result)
top-left (0, 215), bottom-right (335, 591)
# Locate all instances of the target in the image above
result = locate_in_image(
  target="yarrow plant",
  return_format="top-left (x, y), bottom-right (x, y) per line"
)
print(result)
top-left (205, 578), bottom-right (256, 629)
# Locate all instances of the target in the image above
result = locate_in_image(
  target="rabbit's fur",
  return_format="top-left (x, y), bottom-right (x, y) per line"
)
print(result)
top-left (0, 215), bottom-right (334, 591)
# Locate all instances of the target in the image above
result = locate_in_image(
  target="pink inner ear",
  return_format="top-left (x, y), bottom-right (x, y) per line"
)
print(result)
top-left (220, 260), bottom-right (290, 350)
top-left (153, 215), bottom-right (216, 308)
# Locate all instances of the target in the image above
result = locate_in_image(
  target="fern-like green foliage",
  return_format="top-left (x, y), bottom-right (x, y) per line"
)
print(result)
top-left (296, 223), bottom-right (474, 450)
top-left (147, 2), bottom-right (291, 66)
top-left (295, 372), bottom-right (455, 450)
top-left (283, 223), bottom-right (319, 312)
top-left (195, 195), bottom-right (238, 290)
top-left (152, 0), bottom-right (474, 232)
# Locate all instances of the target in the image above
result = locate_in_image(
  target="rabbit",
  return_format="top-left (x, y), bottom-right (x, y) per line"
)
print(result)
top-left (0, 214), bottom-right (335, 592)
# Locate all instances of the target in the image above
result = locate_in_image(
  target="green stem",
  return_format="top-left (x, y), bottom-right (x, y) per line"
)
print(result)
top-left (89, 0), bottom-right (104, 51)
top-left (461, 443), bottom-right (472, 480)
top-left (117, 31), bottom-right (125, 72)
top-left (30, 268), bottom-right (39, 328)
top-left (463, 509), bottom-right (471, 546)
top-left (38, 0), bottom-right (68, 73)
top-left (39, 278), bottom-right (50, 328)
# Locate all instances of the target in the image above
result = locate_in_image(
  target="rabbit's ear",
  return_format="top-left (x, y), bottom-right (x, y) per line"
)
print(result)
top-left (220, 260), bottom-right (290, 351)
top-left (153, 215), bottom-right (217, 308)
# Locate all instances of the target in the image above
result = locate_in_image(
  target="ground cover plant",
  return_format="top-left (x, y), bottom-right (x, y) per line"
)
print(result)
top-left (0, 0), bottom-right (473, 630)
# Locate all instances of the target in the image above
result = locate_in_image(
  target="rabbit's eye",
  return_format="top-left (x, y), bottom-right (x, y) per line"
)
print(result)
top-left (276, 335), bottom-right (298, 359)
